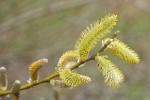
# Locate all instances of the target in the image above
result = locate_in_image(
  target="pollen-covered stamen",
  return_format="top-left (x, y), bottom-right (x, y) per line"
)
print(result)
top-left (95, 56), bottom-right (124, 88)
top-left (28, 58), bottom-right (48, 83)
top-left (75, 14), bottom-right (117, 60)
top-left (59, 69), bottom-right (91, 87)
top-left (57, 50), bottom-right (80, 70)
top-left (0, 67), bottom-right (7, 91)
top-left (104, 38), bottom-right (140, 64)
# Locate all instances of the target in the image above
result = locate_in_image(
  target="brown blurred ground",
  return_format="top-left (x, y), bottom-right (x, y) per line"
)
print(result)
top-left (0, 0), bottom-right (150, 100)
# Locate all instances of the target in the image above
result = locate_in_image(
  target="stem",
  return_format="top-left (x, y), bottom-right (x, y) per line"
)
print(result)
top-left (13, 96), bottom-right (19, 100)
top-left (0, 72), bottom-right (59, 96)
top-left (53, 89), bottom-right (60, 100)
top-left (0, 32), bottom-right (118, 96)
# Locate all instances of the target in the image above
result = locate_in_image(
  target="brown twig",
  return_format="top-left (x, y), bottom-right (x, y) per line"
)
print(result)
top-left (53, 88), bottom-right (60, 100)
top-left (0, 32), bottom-right (118, 96)
top-left (13, 96), bottom-right (19, 100)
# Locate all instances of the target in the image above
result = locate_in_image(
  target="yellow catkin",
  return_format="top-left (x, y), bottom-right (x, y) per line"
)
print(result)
top-left (104, 38), bottom-right (140, 64)
top-left (95, 56), bottom-right (124, 88)
top-left (28, 58), bottom-right (48, 83)
top-left (75, 14), bottom-right (117, 60)
top-left (57, 50), bottom-right (80, 70)
top-left (59, 69), bottom-right (91, 87)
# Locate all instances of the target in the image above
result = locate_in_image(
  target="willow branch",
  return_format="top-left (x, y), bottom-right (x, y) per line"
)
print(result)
top-left (0, 72), bottom-right (59, 96)
top-left (0, 32), bottom-right (118, 96)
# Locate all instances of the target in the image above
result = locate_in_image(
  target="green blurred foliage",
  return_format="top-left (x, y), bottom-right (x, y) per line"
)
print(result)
top-left (0, 0), bottom-right (150, 100)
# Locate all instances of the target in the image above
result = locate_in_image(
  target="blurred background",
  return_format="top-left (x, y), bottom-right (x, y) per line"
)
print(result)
top-left (0, 0), bottom-right (150, 100)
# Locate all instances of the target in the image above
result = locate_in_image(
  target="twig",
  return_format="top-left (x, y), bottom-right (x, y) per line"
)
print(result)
top-left (13, 96), bottom-right (19, 100)
top-left (53, 88), bottom-right (60, 100)
top-left (0, 32), bottom-right (118, 96)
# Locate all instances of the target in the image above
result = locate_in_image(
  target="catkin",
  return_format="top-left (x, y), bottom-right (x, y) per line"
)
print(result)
top-left (104, 38), bottom-right (140, 64)
top-left (75, 14), bottom-right (117, 60)
top-left (95, 56), bottom-right (124, 88)
top-left (59, 69), bottom-right (91, 87)
top-left (28, 58), bottom-right (48, 83)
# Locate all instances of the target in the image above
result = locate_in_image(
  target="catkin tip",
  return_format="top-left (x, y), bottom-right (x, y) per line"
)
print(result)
top-left (41, 58), bottom-right (48, 63)
top-left (0, 67), bottom-right (6, 72)
top-left (11, 80), bottom-right (21, 96)
top-left (14, 80), bottom-right (21, 85)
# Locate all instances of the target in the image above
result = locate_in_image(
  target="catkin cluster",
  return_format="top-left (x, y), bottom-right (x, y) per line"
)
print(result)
top-left (52, 14), bottom-right (140, 88)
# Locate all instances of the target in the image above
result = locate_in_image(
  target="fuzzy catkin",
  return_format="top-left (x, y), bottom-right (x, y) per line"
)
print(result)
top-left (75, 14), bottom-right (117, 60)
top-left (57, 50), bottom-right (80, 70)
top-left (0, 67), bottom-right (7, 91)
top-left (59, 69), bottom-right (91, 87)
top-left (28, 58), bottom-right (48, 83)
top-left (11, 80), bottom-right (21, 96)
top-left (95, 56), bottom-right (124, 88)
top-left (104, 38), bottom-right (140, 64)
